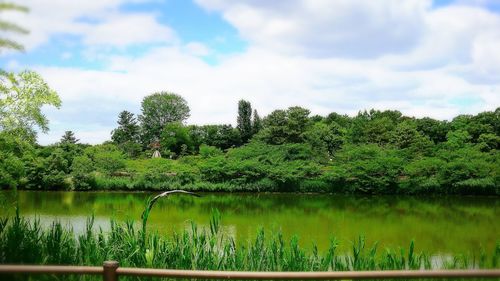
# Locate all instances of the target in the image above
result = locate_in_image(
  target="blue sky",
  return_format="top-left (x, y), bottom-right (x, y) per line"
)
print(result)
top-left (1, 0), bottom-right (500, 144)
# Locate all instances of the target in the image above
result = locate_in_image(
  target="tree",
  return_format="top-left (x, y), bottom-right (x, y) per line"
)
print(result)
top-left (325, 112), bottom-right (351, 128)
top-left (0, 70), bottom-right (61, 142)
top-left (252, 109), bottom-right (262, 135)
top-left (477, 133), bottom-right (499, 152)
top-left (111, 111), bottom-right (141, 158)
top-left (258, 107), bottom-right (311, 145)
top-left (41, 148), bottom-right (70, 189)
top-left (60, 131), bottom-right (79, 144)
top-left (70, 155), bottom-right (95, 190)
top-left (390, 121), bottom-right (433, 157)
top-left (363, 117), bottom-right (395, 145)
top-left (237, 100), bottom-right (252, 142)
top-left (0, 2), bottom-right (29, 53)
top-left (305, 122), bottom-right (345, 156)
top-left (111, 110), bottom-right (140, 144)
top-left (139, 92), bottom-right (190, 145)
top-left (0, 131), bottom-right (30, 188)
top-left (390, 121), bottom-right (421, 149)
top-left (85, 144), bottom-right (126, 175)
top-left (415, 117), bottom-right (449, 143)
top-left (210, 124), bottom-right (241, 149)
top-left (160, 122), bottom-right (193, 157)
top-left (199, 144), bottom-right (223, 159)
top-left (189, 124), bottom-right (241, 151)
top-left (445, 130), bottom-right (472, 149)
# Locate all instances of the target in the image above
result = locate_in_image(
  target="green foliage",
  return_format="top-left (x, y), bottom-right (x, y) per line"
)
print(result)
top-left (0, 214), bottom-right (498, 272)
top-left (252, 109), bottom-right (262, 134)
top-left (258, 106), bottom-right (311, 144)
top-left (0, 132), bottom-right (32, 188)
top-left (415, 117), bottom-right (450, 143)
top-left (0, 2), bottom-right (29, 53)
top-left (1, 101), bottom-right (498, 195)
top-left (199, 144), bottom-right (223, 158)
top-left (0, 70), bottom-right (61, 142)
top-left (85, 144), bottom-right (126, 176)
top-left (304, 122), bottom-right (345, 156)
top-left (390, 121), bottom-right (434, 158)
top-left (111, 111), bottom-right (142, 158)
top-left (190, 124), bottom-right (241, 151)
top-left (237, 99), bottom-right (253, 142)
top-left (199, 142), bottom-right (322, 191)
top-left (362, 117), bottom-right (395, 145)
top-left (139, 92), bottom-right (190, 145)
top-left (325, 144), bottom-right (405, 194)
top-left (119, 141), bottom-right (142, 158)
top-left (70, 155), bottom-right (96, 190)
top-left (60, 130), bottom-right (79, 144)
top-left (41, 148), bottom-right (70, 189)
top-left (445, 129), bottom-right (472, 149)
top-left (160, 121), bottom-right (193, 157)
top-left (0, 151), bottom-right (25, 188)
top-left (400, 157), bottom-right (447, 193)
top-left (111, 110), bottom-right (140, 144)
top-left (477, 133), bottom-right (500, 152)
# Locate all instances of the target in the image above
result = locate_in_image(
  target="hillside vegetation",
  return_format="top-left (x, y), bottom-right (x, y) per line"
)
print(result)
top-left (1, 93), bottom-right (498, 194)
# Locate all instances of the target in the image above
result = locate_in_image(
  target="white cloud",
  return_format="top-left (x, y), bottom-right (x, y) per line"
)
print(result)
top-left (1, 0), bottom-right (175, 51)
top-left (195, 0), bottom-right (431, 58)
top-left (184, 42), bottom-right (211, 56)
top-left (83, 13), bottom-right (175, 47)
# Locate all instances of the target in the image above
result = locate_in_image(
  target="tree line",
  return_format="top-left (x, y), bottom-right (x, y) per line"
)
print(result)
top-left (110, 94), bottom-right (263, 158)
top-left (1, 88), bottom-right (498, 194)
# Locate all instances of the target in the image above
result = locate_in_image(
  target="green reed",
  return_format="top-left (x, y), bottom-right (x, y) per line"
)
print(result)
top-left (1, 211), bottom-right (499, 274)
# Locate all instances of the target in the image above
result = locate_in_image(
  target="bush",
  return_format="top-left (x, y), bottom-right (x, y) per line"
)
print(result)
top-left (70, 155), bottom-right (96, 190)
top-left (85, 144), bottom-right (126, 175)
top-left (199, 144), bottom-right (223, 158)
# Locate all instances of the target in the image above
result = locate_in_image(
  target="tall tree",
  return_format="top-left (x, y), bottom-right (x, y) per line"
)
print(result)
top-left (139, 92), bottom-right (190, 145)
top-left (60, 131), bottom-right (79, 144)
top-left (237, 100), bottom-right (252, 143)
top-left (252, 109), bottom-right (262, 135)
top-left (111, 111), bottom-right (140, 144)
top-left (0, 70), bottom-right (61, 142)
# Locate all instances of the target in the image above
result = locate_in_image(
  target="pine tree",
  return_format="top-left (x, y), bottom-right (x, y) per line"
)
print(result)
top-left (111, 111), bottom-right (140, 144)
top-left (60, 131), bottom-right (79, 144)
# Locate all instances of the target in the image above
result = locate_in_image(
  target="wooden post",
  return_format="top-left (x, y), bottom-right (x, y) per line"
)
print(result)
top-left (103, 261), bottom-right (119, 281)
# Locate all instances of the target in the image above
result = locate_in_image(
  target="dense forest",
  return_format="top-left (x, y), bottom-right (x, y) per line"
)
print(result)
top-left (1, 90), bottom-right (498, 195)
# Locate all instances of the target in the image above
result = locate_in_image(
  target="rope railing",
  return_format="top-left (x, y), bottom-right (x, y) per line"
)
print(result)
top-left (0, 262), bottom-right (499, 280)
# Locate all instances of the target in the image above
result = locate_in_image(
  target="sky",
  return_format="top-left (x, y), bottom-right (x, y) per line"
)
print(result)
top-left (1, 0), bottom-right (500, 144)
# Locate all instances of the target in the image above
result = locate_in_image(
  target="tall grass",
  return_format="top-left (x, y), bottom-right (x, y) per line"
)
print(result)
top-left (1, 211), bottom-right (498, 273)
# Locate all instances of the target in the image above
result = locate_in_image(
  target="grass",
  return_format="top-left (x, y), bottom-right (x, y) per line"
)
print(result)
top-left (1, 210), bottom-right (499, 273)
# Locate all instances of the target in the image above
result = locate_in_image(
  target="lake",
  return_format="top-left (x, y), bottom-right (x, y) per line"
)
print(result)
top-left (1, 191), bottom-right (498, 255)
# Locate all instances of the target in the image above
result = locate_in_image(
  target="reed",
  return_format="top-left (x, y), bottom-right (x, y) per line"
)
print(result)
top-left (1, 212), bottom-right (498, 275)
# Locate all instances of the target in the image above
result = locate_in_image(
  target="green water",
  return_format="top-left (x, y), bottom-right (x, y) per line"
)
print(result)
top-left (1, 191), bottom-right (498, 255)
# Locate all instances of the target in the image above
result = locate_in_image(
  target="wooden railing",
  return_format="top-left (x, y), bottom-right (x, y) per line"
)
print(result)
top-left (0, 261), bottom-right (499, 280)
